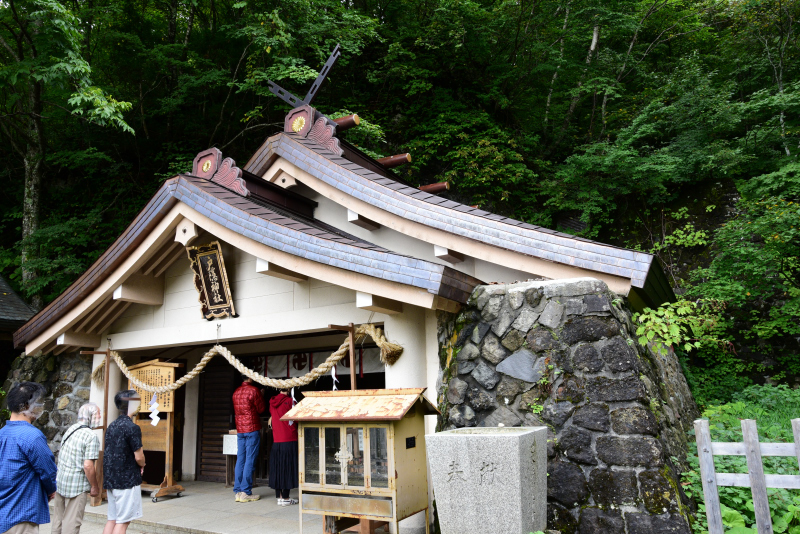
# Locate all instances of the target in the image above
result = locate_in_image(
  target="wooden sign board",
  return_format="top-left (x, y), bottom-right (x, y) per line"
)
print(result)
top-left (128, 359), bottom-right (183, 413)
top-left (186, 241), bottom-right (237, 320)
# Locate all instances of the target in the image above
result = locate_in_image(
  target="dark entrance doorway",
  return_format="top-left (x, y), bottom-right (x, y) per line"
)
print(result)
top-left (195, 357), bottom-right (236, 482)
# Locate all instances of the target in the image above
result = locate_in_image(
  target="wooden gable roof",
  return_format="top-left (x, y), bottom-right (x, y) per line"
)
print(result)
top-left (244, 132), bottom-right (674, 309)
top-left (14, 174), bottom-right (481, 351)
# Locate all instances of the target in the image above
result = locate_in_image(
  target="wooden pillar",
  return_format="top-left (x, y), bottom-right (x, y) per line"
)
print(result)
top-left (328, 324), bottom-right (357, 390)
top-left (82, 349), bottom-right (110, 506)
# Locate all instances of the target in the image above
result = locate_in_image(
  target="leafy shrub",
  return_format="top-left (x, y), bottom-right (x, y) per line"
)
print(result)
top-left (684, 385), bottom-right (800, 533)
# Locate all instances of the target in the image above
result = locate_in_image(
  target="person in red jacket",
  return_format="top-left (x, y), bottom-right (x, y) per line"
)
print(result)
top-left (232, 376), bottom-right (265, 503)
top-left (268, 389), bottom-right (298, 506)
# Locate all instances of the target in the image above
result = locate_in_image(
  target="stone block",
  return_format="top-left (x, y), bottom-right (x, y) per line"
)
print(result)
top-left (549, 349), bottom-right (573, 374)
top-left (542, 278), bottom-right (608, 298)
top-left (497, 349), bottom-right (539, 383)
top-left (471, 323), bottom-right (492, 344)
top-left (560, 316), bottom-right (619, 345)
top-left (584, 294), bottom-right (611, 313)
top-left (559, 426), bottom-right (596, 465)
top-left (449, 405), bottom-right (476, 427)
top-left (572, 344), bottom-right (603, 373)
top-left (540, 401), bottom-right (574, 427)
top-left (476, 290), bottom-right (491, 310)
top-left (511, 309), bottom-right (539, 333)
top-left (458, 343), bottom-right (480, 362)
top-left (471, 360), bottom-right (501, 389)
top-left (588, 468), bottom-right (638, 506)
top-left (577, 508), bottom-right (624, 534)
top-left (547, 503), bottom-right (578, 534)
top-left (447, 378), bottom-right (469, 404)
top-left (527, 327), bottom-right (563, 352)
top-left (586, 376), bottom-right (646, 402)
top-left (496, 376), bottom-right (524, 401)
top-left (501, 329), bottom-right (525, 351)
top-left (427, 427), bottom-right (547, 534)
top-left (610, 406), bottom-right (658, 436)
top-left (600, 337), bottom-right (637, 372)
top-left (481, 295), bottom-right (504, 321)
top-left (554, 376), bottom-right (585, 403)
top-left (538, 300), bottom-right (565, 329)
top-left (75, 388), bottom-right (90, 401)
top-left (76, 372), bottom-right (91, 387)
top-left (56, 397), bottom-right (70, 410)
top-left (572, 403), bottom-right (610, 432)
top-left (639, 469), bottom-right (677, 513)
top-left (60, 371), bottom-right (77, 382)
top-left (458, 361), bottom-right (476, 375)
top-left (53, 382), bottom-right (73, 398)
top-left (481, 334), bottom-right (509, 364)
top-left (480, 405), bottom-right (523, 427)
top-left (507, 287), bottom-right (526, 310)
top-left (564, 298), bottom-right (585, 315)
top-left (547, 459), bottom-right (588, 507)
top-left (596, 436), bottom-right (664, 467)
top-left (525, 287), bottom-right (543, 307)
top-left (626, 513), bottom-right (690, 534)
top-left (467, 387), bottom-right (497, 411)
top-left (493, 308), bottom-right (518, 337)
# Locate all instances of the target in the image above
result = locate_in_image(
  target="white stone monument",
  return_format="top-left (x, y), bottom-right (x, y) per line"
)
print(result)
top-left (427, 427), bottom-right (547, 534)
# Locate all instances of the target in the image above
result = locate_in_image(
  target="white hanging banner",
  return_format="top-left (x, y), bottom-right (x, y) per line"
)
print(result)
top-left (266, 347), bottom-right (384, 378)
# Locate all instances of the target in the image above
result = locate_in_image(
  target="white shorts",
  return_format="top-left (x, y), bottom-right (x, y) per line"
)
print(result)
top-left (107, 486), bottom-right (143, 523)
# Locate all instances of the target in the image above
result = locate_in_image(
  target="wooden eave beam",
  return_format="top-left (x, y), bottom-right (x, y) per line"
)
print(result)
top-left (256, 258), bottom-right (308, 282)
top-left (92, 301), bottom-right (131, 335)
top-left (153, 246), bottom-right (186, 278)
top-left (142, 241), bottom-right (182, 276)
top-left (113, 273), bottom-right (164, 306)
top-left (57, 331), bottom-right (101, 349)
top-left (347, 209), bottom-right (380, 231)
top-left (434, 245), bottom-right (465, 264)
top-left (356, 292), bottom-right (403, 315)
top-left (84, 300), bottom-right (124, 335)
top-left (74, 298), bottom-right (114, 333)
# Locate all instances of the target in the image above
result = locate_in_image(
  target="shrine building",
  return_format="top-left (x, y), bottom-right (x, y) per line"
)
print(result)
top-left (13, 96), bottom-right (672, 531)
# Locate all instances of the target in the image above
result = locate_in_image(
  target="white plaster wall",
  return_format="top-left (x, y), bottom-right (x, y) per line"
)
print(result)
top-left (384, 306), bottom-right (435, 534)
top-left (300, 186), bottom-right (535, 284)
top-left (108, 234), bottom-right (357, 351)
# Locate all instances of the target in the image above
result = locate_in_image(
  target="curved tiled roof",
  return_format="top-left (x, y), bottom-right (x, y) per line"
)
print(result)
top-left (245, 133), bottom-right (666, 295)
top-left (0, 275), bottom-right (33, 331)
top-left (14, 175), bottom-right (480, 349)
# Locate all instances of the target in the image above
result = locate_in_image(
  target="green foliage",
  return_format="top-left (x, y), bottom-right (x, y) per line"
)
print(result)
top-left (633, 299), bottom-right (727, 354)
top-left (0, 388), bottom-right (8, 423)
top-left (684, 385), bottom-right (800, 534)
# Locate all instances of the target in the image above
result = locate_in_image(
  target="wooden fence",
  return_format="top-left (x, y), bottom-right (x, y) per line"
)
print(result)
top-left (694, 418), bottom-right (800, 534)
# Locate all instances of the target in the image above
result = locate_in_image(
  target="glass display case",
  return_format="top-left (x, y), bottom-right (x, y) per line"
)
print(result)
top-left (283, 388), bottom-right (439, 534)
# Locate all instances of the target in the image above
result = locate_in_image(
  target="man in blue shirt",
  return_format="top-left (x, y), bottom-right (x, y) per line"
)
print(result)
top-left (0, 381), bottom-right (58, 534)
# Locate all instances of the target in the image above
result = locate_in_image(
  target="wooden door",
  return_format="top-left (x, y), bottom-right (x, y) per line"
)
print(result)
top-left (196, 358), bottom-right (236, 482)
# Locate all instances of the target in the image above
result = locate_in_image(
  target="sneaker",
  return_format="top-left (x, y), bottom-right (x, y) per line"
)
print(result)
top-left (235, 492), bottom-right (245, 502)
top-left (278, 498), bottom-right (298, 506)
top-left (241, 494), bottom-right (261, 502)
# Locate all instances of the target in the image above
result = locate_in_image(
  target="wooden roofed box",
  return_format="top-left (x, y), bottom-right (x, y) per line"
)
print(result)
top-left (282, 388), bottom-right (438, 534)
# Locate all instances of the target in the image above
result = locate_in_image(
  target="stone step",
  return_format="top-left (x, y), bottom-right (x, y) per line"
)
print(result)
top-left (81, 509), bottom-right (219, 534)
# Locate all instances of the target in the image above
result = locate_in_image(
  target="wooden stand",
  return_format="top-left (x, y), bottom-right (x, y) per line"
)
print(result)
top-left (128, 359), bottom-right (185, 503)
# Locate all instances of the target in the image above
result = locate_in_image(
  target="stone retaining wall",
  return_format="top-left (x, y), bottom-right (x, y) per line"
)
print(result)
top-left (436, 278), bottom-right (698, 534)
top-left (3, 351), bottom-right (93, 455)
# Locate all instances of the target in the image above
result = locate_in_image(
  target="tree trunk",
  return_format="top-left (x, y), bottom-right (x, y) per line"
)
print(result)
top-left (22, 81), bottom-right (45, 312)
top-left (543, 3), bottom-right (570, 130)
top-left (551, 21), bottom-right (599, 150)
